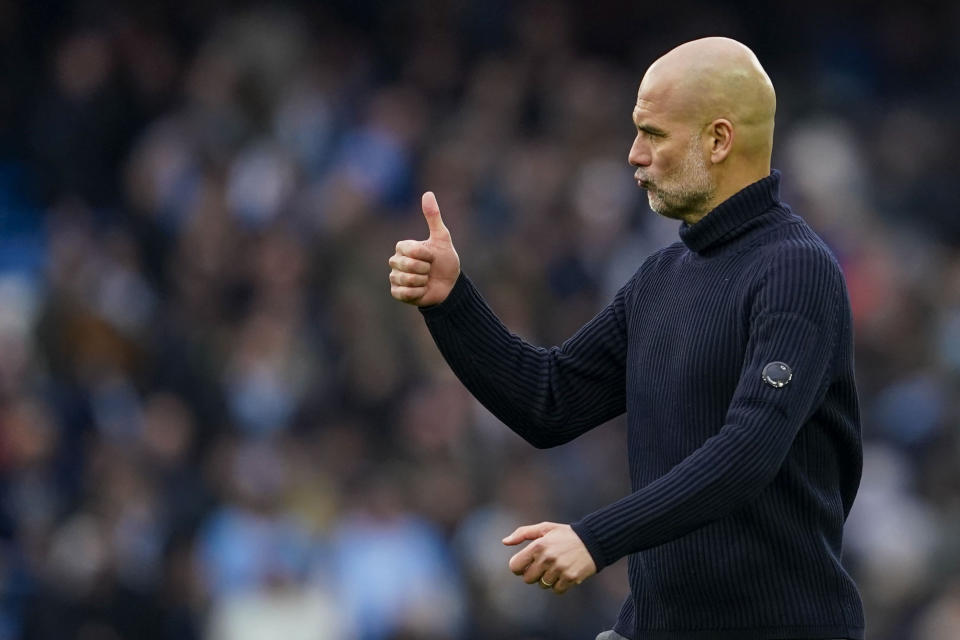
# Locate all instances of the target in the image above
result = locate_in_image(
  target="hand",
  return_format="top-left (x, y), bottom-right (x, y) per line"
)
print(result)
top-left (502, 522), bottom-right (597, 595)
top-left (388, 191), bottom-right (461, 307)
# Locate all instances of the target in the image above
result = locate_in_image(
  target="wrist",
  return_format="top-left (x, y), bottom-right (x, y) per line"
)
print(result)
top-left (570, 519), bottom-right (608, 573)
top-left (419, 271), bottom-right (469, 317)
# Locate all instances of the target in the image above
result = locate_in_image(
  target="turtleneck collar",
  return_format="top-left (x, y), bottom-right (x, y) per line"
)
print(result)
top-left (678, 170), bottom-right (781, 254)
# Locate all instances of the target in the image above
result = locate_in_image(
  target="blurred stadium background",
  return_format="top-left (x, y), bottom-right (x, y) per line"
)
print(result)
top-left (1, 1), bottom-right (959, 638)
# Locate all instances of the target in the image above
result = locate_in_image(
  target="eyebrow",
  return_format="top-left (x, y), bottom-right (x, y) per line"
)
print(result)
top-left (635, 121), bottom-right (668, 137)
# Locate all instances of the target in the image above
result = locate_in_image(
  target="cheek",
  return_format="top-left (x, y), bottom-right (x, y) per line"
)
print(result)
top-left (650, 150), bottom-right (676, 178)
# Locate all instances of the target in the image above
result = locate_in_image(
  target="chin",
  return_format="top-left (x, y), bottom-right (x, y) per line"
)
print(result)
top-left (649, 198), bottom-right (686, 222)
top-left (648, 194), bottom-right (672, 217)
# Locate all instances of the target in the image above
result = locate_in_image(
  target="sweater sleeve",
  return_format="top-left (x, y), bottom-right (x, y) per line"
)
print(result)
top-left (571, 242), bottom-right (844, 570)
top-left (419, 272), bottom-right (631, 448)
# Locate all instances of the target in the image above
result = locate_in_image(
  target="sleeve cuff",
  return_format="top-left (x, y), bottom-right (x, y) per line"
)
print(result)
top-left (570, 519), bottom-right (610, 573)
top-left (418, 271), bottom-right (473, 321)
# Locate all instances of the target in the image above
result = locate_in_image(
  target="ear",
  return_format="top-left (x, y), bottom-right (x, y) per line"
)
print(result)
top-left (707, 119), bottom-right (734, 164)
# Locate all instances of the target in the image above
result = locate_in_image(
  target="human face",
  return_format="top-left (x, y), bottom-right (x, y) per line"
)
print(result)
top-left (629, 96), bottom-right (715, 222)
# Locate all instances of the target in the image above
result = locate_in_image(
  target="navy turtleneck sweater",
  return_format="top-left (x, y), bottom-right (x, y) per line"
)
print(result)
top-left (420, 171), bottom-right (864, 639)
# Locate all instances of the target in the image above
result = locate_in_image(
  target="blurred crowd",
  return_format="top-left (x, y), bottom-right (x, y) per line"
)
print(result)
top-left (1, 1), bottom-right (959, 639)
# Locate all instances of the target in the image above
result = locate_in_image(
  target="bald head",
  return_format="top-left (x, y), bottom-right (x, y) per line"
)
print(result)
top-left (630, 38), bottom-right (777, 223)
top-left (641, 37), bottom-right (776, 164)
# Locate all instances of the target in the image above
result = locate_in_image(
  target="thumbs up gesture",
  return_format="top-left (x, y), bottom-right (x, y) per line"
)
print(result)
top-left (389, 191), bottom-right (461, 307)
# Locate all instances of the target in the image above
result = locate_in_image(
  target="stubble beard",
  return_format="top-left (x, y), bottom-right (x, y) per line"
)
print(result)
top-left (645, 135), bottom-right (716, 221)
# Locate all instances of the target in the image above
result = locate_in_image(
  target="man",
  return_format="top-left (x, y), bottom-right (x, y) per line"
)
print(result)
top-left (388, 37), bottom-right (864, 640)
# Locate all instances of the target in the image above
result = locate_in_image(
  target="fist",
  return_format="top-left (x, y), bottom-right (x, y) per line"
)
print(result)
top-left (389, 191), bottom-right (461, 307)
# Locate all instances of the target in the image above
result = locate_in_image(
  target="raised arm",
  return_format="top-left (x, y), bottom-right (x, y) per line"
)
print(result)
top-left (389, 192), bottom-right (630, 448)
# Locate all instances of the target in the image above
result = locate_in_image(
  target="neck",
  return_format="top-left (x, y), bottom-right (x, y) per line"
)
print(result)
top-left (685, 163), bottom-right (771, 225)
top-left (680, 206), bottom-right (712, 226)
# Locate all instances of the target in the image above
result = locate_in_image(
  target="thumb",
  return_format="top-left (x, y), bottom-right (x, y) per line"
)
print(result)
top-left (422, 191), bottom-right (448, 240)
top-left (502, 522), bottom-right (557, 546)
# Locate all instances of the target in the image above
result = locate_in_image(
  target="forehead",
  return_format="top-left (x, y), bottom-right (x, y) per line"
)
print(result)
top-left (633, 87), bottom-right (666, 126)
top-left (633, 76), bottom-right (694, 130)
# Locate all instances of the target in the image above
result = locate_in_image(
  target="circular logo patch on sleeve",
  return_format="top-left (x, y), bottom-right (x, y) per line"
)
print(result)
top-left (761, 361), bottom-right (792, 388)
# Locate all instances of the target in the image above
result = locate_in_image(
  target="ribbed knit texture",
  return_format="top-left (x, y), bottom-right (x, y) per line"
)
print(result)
top-left (420, 171), bottom-right (864, 639)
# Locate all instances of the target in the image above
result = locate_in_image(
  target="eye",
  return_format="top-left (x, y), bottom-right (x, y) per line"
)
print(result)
top-left (636, 126), bottom-right (664, 140)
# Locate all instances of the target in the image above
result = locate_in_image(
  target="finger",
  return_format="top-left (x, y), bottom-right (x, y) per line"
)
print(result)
top-left (391, 285), bottom-right (426, 304)
top-left (395, 240), bottom-right (434, 262)
top-left (521, 556), bottom-right (547, 584)
top-left (503, 522), bottom-right (555, 546)
top-left (519, 543), bottom-right (554, 584)
top-left (508, 545), bottom-right (537, 575)
top-left (421, 191), bottom-right (448, 240)
top-left (388, 254), bottom-right (432, 275)
top-left (538, 568), bottom-right (560, 590)
top-left (551, 575), bottom-right (572, 594)
top-left (389, 269), bottom-right (428, 287)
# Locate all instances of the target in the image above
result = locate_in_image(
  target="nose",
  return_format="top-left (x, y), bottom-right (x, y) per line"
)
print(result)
top-left (629, 134), bottom-right (651, 167)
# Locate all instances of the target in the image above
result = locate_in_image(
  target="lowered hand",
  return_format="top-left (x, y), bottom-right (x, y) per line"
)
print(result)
top-left (503, 522), bottom-right (597, 594)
